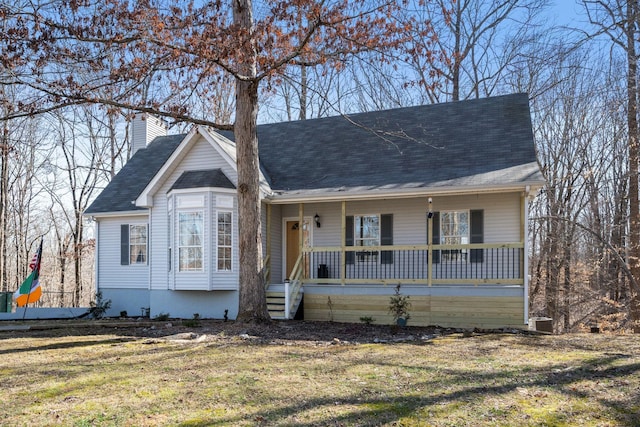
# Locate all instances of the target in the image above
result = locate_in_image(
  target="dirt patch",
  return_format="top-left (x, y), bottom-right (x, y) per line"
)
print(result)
top-left (0, 318), bottom-right (521, 344)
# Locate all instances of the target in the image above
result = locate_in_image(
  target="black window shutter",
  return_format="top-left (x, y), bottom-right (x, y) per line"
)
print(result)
top-left (429, 212), bottom-right (440, 264)
top-left (380, 214), bottom-right (393, 264)
top-left (470, 210), bottom-right (484, 263)
top-left (345, 216), bottom-right (354, 264)
top-left (120, 224), bottom-right (130, 265)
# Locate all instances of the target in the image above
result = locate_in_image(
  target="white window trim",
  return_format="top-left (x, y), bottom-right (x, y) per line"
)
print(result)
top-left (353, 213), bottom-right (380, 264)
top-left (439, 209), bottom-right (470, 263)
top-left (128, 224), bottom-right (148, 266)
top-left (216, 209), bottom-right (234, 273)
top-left (177, 210), bottom-right (205, 272)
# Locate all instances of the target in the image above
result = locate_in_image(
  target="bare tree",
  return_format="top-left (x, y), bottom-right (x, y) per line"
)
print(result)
top-left (1, 0), bottom-right (412, 322)
top-left (47, 106), bottom-right (111, 306)
top-left (584, 0), bottom-right (640, 330)
top-left (405, 0), bottom-right (549, 102)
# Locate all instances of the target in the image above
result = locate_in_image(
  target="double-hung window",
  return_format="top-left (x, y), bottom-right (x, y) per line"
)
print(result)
top-left (129, 225), bottom-right (148, 264)
top-left (120, 224), bottom-right (147, 265)
top-left (440, 211), bottom-right (469, 262)
top-left (178, 211), bottom-right (203, 271)
top-left (217, 211), bottom-right (233, 271)
top-left (346, 214), bottom-right (393, 265)
top-left (354, 215), bottom-right (379, 262)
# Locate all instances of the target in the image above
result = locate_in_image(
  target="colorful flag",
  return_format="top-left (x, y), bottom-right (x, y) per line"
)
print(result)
top-left (14, 239), bottom-right (43, 307)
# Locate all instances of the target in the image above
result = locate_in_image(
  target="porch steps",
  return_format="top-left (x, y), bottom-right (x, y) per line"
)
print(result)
top-left (266, 288), bottom-right (303, 320)
top-left (266, 291), bottom-right (286, 319)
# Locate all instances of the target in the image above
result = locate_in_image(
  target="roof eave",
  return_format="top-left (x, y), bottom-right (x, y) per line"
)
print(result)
top-left (264, 180), bottom-right (546, 204)
top-left (83, 209), bottom-right (149, 219)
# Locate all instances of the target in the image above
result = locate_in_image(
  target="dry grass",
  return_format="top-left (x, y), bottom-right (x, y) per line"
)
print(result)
top-left (0, 322), bottom-right (639, 426)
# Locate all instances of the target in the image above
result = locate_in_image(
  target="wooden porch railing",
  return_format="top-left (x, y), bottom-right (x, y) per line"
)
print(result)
top-left (301, 243), bottom-right (524, 286)
top-left (284, 254), bottom-right (304, 319)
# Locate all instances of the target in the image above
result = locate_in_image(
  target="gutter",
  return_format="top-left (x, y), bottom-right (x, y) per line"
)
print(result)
top-left (83, 209), bottom-right (149, 219)
top-left (264, 181), bottom-right (546, 204)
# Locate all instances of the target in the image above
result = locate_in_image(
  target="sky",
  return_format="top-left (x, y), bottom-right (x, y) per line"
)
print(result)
top-left (549, 0), bottom-right (586, 27)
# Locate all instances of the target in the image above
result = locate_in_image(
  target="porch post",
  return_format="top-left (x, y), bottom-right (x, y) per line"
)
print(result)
top-left (298, 203), bottom-right (304, 278)
top-left (284, 279), bottom-right (290, 320)
top-left (341, 201), bottom-right (346, 286)
top-left (266, 203), bottom-right (271, 284)
top-left (298, 203), bottom-right (304, 250)
top-left (522, 189), bottom-right (530, 324)
top-left (427, 214), bottom-right (433, 287)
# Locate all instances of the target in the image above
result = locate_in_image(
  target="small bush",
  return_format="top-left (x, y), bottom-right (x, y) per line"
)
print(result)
top-left (183, 313), bottom-right (201, 327)
top-left (88, 291), bottom-right (112, 319)
top-left (388, 284), bottom-right (411, 325)
top-left (360, 316), bottom-right (375, 325)
top-left (154, 312), bottom-right (170, 321)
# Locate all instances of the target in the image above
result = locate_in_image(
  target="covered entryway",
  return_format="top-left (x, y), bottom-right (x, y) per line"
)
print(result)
top-left (285, 219), bottom-right (310, 280)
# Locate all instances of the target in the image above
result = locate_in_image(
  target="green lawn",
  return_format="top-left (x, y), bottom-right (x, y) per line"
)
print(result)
top-left (0, 324), bottom-right (638, 426)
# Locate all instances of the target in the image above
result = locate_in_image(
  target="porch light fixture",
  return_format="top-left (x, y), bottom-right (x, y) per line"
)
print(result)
top-left (427, 197), bottom-right (433, 219)
top-left (314, 213), bottom-right (321, 228)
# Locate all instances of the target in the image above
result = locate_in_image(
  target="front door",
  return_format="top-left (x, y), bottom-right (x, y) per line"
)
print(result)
top-left (285, 220), bottom-right (310, 280)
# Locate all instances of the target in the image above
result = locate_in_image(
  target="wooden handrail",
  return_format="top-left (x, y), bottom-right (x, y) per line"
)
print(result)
top-left (302, 242), bottom-right (524, 253)
top-left (285, 253), bottom-right (304, 319)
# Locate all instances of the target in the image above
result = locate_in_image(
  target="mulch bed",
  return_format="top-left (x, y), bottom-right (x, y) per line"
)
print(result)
top-left (0, 318), bottom-right (530, 345)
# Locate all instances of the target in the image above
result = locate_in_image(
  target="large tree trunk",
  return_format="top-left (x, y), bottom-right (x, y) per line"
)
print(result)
top-left (625, 1), bottom-right (640, 331)
top-left (73, 211), bottom-right (83, 307)
top-left (0, 125), bottom-right (8, 293)
top-left (233, 0), bottom-right (270, 323)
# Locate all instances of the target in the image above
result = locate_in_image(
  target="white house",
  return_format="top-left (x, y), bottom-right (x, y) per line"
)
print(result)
top-left (85, 93), bottom-right (545, 328)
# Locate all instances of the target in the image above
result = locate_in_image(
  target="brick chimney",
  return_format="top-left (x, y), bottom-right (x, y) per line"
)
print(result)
top-left (131, 113), bottom-right (167, 156)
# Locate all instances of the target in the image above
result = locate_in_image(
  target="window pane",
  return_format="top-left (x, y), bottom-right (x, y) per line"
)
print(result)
top-left (179, 247), bottom-right (203, 271)
top-left (439, 211), bottom-right (469, 262)
top-left (179, 212), bottom-right (203, 246)
top-left (178, 212), bottom-right (203, 271)
top-left (217, 212), bottom-right (232, 271)
top-left (354, 215), bottom-right (379, 261)
top-left (129, 225), bottom-right (147, 264)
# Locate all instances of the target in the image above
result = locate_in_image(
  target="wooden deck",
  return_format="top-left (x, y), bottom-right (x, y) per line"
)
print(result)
top-left (303, 293), bottom-right (525, 329)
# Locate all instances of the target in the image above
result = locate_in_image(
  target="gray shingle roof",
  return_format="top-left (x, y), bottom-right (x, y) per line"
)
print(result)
top-left (86, 93), bottom-right (542, 214)
top-left (253, 93), bottom-right (541, 194)
top-left (85, 134), bottom-right (185, 214)
top-left (169, 169), bottom-right (235, 192)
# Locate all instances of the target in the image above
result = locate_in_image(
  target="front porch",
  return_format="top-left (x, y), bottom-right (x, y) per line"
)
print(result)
top-left (265, 242), bottom-right (526, 325)
top-left (262, 195), bottom-right (530, 327)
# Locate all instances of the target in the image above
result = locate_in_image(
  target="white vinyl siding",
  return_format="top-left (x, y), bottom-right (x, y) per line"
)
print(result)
top-left (279, 193), bottom-right (519, 248)
top-left (262, 203), bottom-right (283, 284)
top-left (147, 135), bottom-right (239, 291)
top-left (97, 216), bottom-right (150, 290)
